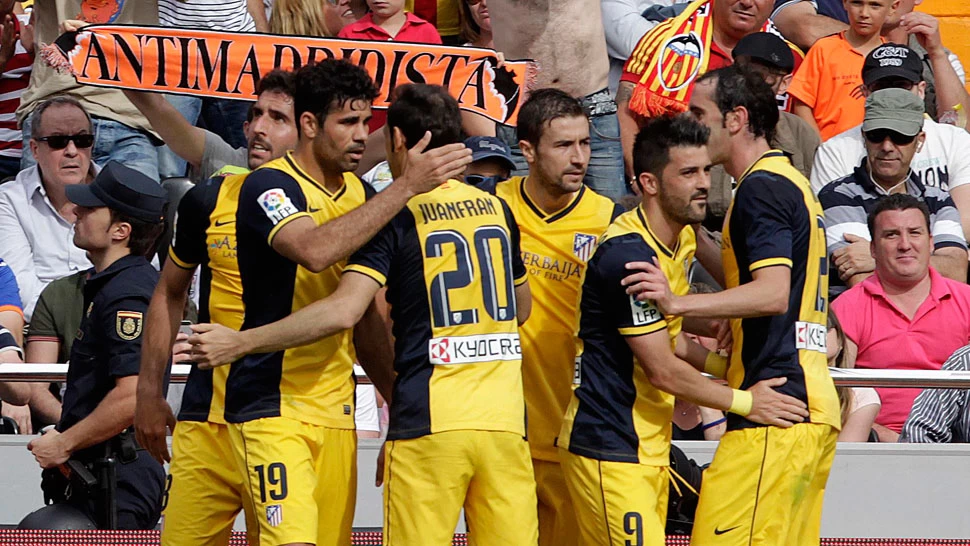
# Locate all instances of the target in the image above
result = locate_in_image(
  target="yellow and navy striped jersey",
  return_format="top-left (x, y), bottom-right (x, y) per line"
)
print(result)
top-left (495, 177), bottom-right (622, 462)
top-left (722, 150), bottom-right (841, 431)
top-left (560, 206), bottom-right (695, 465)
top-left (226, 152), bottom-right (373, 428)
top-left (346, 180), bottom-right (527, 440)
top-left (168, 173), bottom-right (246, 424)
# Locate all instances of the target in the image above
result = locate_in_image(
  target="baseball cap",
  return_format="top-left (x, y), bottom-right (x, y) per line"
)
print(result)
top-left (862, 88), bottom-right (925, 136)
top-left (464, 136), bottom-right (516, 172)
top-left (66, 161), bottom-right (168, 223)
top-left (863, 43), bottom-right (923, 87)
top-left (732, 32), bottom-right (795, 74)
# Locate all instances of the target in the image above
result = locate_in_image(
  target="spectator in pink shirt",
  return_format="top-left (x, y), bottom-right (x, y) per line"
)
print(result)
top-left (832, 193), bottom-right (970, 442)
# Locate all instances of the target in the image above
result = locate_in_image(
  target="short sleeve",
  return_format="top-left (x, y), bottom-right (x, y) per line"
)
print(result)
top-left (733, 174), bottom-right (798, 271)
top-left (818, 181), bottom-right (870, 256)
top-left (593, 235), bottom-right (667, 337)
top-left (168, 184), bottom-right (211, 269)
top-left (238, 169), bottom-right (310, 245)
top-left (0, 258), bottom-right (22, 315)
top-left (200, 130), bottom-right (248, 180)
top-left (500, 199), bottom-right (527, 285)
top-left (787, 42), bottom-right (823, 108)
top-left (926, 190), bottom-right (968, 250)
top-left (26, 288), bottom-right (57, 339)
top-left (346, 217), bottom-right (400, 287)
top-left (945, 127), bottom-right (970, 191)
top-left (99, 295), bottom-right (151, 378)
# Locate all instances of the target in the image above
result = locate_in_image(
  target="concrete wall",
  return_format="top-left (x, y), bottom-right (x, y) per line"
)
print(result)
top-left (3, 438), bottom-right (970, 538)
top-left (920, 0), bottom-right (970, 92)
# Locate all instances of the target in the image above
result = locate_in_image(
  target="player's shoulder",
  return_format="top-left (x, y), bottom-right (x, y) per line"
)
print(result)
top-left (579, 186), bottom-right (624, 222)
top-left (493, 176), bottom-right (522, 201)
top-left (341, 171), bottom-right (373, 202)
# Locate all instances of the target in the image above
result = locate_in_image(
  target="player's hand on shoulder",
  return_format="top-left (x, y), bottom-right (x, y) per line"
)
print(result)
top-left (395, 131), bottom-right (473, 197)
top-left (746, 377), bottom-right (809, 428)
top-left (188, 323), bottom-right (243, 370)
top-left (621, 258), bottom-right (678, 315)
top-left (134, 394), bottom-right (176, 464)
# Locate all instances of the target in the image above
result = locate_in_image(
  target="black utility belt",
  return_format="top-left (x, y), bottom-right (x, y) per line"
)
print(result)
top-left (73, 427), bottom-right (143, 465)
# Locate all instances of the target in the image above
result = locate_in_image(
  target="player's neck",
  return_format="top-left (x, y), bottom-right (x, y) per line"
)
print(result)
top-left (724, 137), bottom-right (771, 181)
top-left (292, 146), bottom-right (345, 192)
top-left (524, 175), bottom-right (576, 215)
top-left (643, 199), bottom-right (683, 251)
top-left (90, 246), bottom-right (132, 274)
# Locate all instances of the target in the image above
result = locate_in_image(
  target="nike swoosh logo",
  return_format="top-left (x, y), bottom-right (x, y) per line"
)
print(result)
top-left (714, 526), bottom-right (740, 536)
top-left (308, 207), bottom-right (322, 213)
top-left (214, 219), bottom-right (235, 227)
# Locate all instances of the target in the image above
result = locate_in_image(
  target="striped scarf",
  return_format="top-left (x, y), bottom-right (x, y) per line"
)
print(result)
top-left (625, 0), bottom-right (775, 117)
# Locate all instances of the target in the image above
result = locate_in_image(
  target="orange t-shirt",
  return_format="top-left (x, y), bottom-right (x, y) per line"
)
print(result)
top-left (788, 32), bottom-right (875, 141)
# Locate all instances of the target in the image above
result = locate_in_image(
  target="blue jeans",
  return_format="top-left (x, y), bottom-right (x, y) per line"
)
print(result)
top-left (497, 113), bottom-right (628, 202)
top-left (199, 97), bottom-right (249, 150)
top-left (156, 94), bottom-right (203, 179)
top-left (22, 116), bottom-right (160, 181)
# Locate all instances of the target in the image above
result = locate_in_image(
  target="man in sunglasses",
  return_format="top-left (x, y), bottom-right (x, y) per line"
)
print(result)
top-left (819, 88), bottom-right (968, 299)
top-left (462, 136), bottom-right (516, 192)
top-left (0, 96), bottom-right (97, 322)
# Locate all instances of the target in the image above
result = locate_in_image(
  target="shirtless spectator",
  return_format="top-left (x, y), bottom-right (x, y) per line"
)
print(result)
top-left (20, 1), bottom-right (159, 180)
top-left (490, 0), bottom-right (626, 201)
top-left (123, 70), bottom-right (298, 182)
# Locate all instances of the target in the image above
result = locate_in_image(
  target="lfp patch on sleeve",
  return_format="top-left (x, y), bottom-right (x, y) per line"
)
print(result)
top-left (629, 295), bottom-right (663, 327)
top-left (258, 188), bottom-right (300, 225)
top-left (116, 311), bottom-right (144, 341)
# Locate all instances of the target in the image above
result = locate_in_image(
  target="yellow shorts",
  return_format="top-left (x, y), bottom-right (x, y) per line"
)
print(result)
top-left (560, 449), bottom-right (669, 546)
top-left (162, 421), bottom-right (254, 546)
top-left (229, 416), bottom-right (357, 546)
top-left (691, 423), bottom-right (838, 546)
top-left (382, 430), bottom-right (538, 546)
top-left (533, 458), bottom-right (579, 546)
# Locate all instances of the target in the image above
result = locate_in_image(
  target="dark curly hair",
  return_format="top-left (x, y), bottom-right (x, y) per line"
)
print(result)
top-left (293, 59), bottom-right (379, 132)
top-left (696, 64), bottom-right (780, 144)
top-left (387, 84), bottom-right (462, 151)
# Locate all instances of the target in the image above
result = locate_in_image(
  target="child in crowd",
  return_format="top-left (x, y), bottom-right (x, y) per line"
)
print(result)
top-left (788, 0), bottom-right (898, 141)
top-left (338, 0), bottom-right (442, 133)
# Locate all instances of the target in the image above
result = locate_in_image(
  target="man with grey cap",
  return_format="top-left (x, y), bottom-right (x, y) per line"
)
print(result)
top-left (463, 136), bottom-right (517, 192)
top-left (818, 88), bottom-right (968, 298)
top-left (23, 161), bottom-right (168, 530)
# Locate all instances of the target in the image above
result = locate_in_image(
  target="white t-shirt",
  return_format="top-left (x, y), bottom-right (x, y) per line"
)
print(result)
top-left (354, 364), bottom-right (381, 433)
top-left (811, 117), bottom-right (970, 194)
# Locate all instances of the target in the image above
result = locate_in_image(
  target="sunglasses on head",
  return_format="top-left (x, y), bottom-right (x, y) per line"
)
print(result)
top-left (35, 134), bottom-right (95, 150)
top-left (863, 129), bottom-right (917, 146)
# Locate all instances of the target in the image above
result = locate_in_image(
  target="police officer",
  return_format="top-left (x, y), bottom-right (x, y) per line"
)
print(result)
top-left (24, 162), bottom-right (168, 530)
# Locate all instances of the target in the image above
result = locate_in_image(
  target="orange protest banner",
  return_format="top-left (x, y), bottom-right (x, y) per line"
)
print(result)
top-left (45, 25), bottom-right (536, 125)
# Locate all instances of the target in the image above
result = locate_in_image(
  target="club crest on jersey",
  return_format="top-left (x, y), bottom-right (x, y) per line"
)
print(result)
top-left (258, 188), bottom-right (299, 226)
top-left (629, 295), bottom-right (662, 326)
top-left (795, 321), bottom-right (827, 353)
top-left (266, 504), bottom-right (283, 527)
top-left (657, 32), bottom-right (704, 92)
top-left (573, 233), bottom-right (597, 263)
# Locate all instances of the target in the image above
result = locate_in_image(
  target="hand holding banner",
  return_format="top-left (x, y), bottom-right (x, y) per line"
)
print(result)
top-left (43, 25), bottom-right (537, 125)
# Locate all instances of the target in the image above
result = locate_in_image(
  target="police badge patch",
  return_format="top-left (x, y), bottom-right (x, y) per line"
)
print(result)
top-left (116, 311), bottom-right (144, 341)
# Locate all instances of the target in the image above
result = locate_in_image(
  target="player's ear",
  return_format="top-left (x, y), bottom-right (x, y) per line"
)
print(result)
top-left (725, 107), bottom-right (747, 136)
top-left (391, 126), bottom-right (408, 154)
top-left (299, 111), bottom-right (319, 139)
top-left (519, 140), bottom-right (536, 164)
top-left (638, 172), bottom-right (659, 197)
top-left (777, 74), bottom-right (793, 96)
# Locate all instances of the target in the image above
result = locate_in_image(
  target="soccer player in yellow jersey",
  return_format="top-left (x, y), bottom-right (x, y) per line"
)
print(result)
top-left (492, 88), bottom-right (621, 546)
top-left (625, 66), bottom-right (842, 546)
top-left (189, 84), bottom-right (539, 546)
top-left (559, 113), bottom-right (812, 546)
top-left (138, 62), bottom-right (472, 546)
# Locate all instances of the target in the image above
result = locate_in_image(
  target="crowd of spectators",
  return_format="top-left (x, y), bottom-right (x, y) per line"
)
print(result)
top-left (0, 0), bottom-right (969, 524)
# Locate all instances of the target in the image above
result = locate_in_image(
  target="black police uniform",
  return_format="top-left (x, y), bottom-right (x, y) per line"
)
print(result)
top-left (42, 162), bottom-right (168, 530)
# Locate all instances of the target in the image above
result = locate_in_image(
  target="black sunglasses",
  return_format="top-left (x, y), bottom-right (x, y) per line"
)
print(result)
top-left (465, 174), bottom-right (508, 188)
top-left (863, 129), bottom-right (917, 146)
top-left (35, 134), bottom-right (95, 150)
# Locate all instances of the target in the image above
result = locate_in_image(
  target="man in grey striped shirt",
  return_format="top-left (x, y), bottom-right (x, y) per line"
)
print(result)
top-left (901, 344), bottom-right (970, 443)
top-left (818, 88), bottom-right (968, 299)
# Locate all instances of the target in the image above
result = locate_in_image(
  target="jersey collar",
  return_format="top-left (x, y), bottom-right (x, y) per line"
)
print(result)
top-left (518, 176), bottom-right (586, 223)
top-left (636, 204), bottom-right (679, 258)
top-left (284, 152), bottom-right (348, 201)
top-left (736, 149), bottom-right (788, 185)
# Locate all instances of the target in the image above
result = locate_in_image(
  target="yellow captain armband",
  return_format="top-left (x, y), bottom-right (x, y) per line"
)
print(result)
top-left (729, 389), bottom-right (753, 417)
top-left (704, 351), bottom-right (728, 379)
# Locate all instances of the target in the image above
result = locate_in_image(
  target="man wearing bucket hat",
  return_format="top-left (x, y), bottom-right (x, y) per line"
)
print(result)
top-left (819, 88), bottom-right (968, 298)
top-left (23, 161), bottom-right (168, 530)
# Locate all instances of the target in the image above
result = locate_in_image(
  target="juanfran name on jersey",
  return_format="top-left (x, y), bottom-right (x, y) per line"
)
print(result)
top-left (428, 332), bottom-right (521, 365)
top-left (258, 188), bottom-right (299, 225)
top-left (795, 321), bottom-right (827, 353)
top-left (629, 294), bottom-right (663, 327)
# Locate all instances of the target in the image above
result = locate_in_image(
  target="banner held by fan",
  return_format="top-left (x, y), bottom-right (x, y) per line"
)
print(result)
top-left (43, 25), bottom-right (537, 125)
